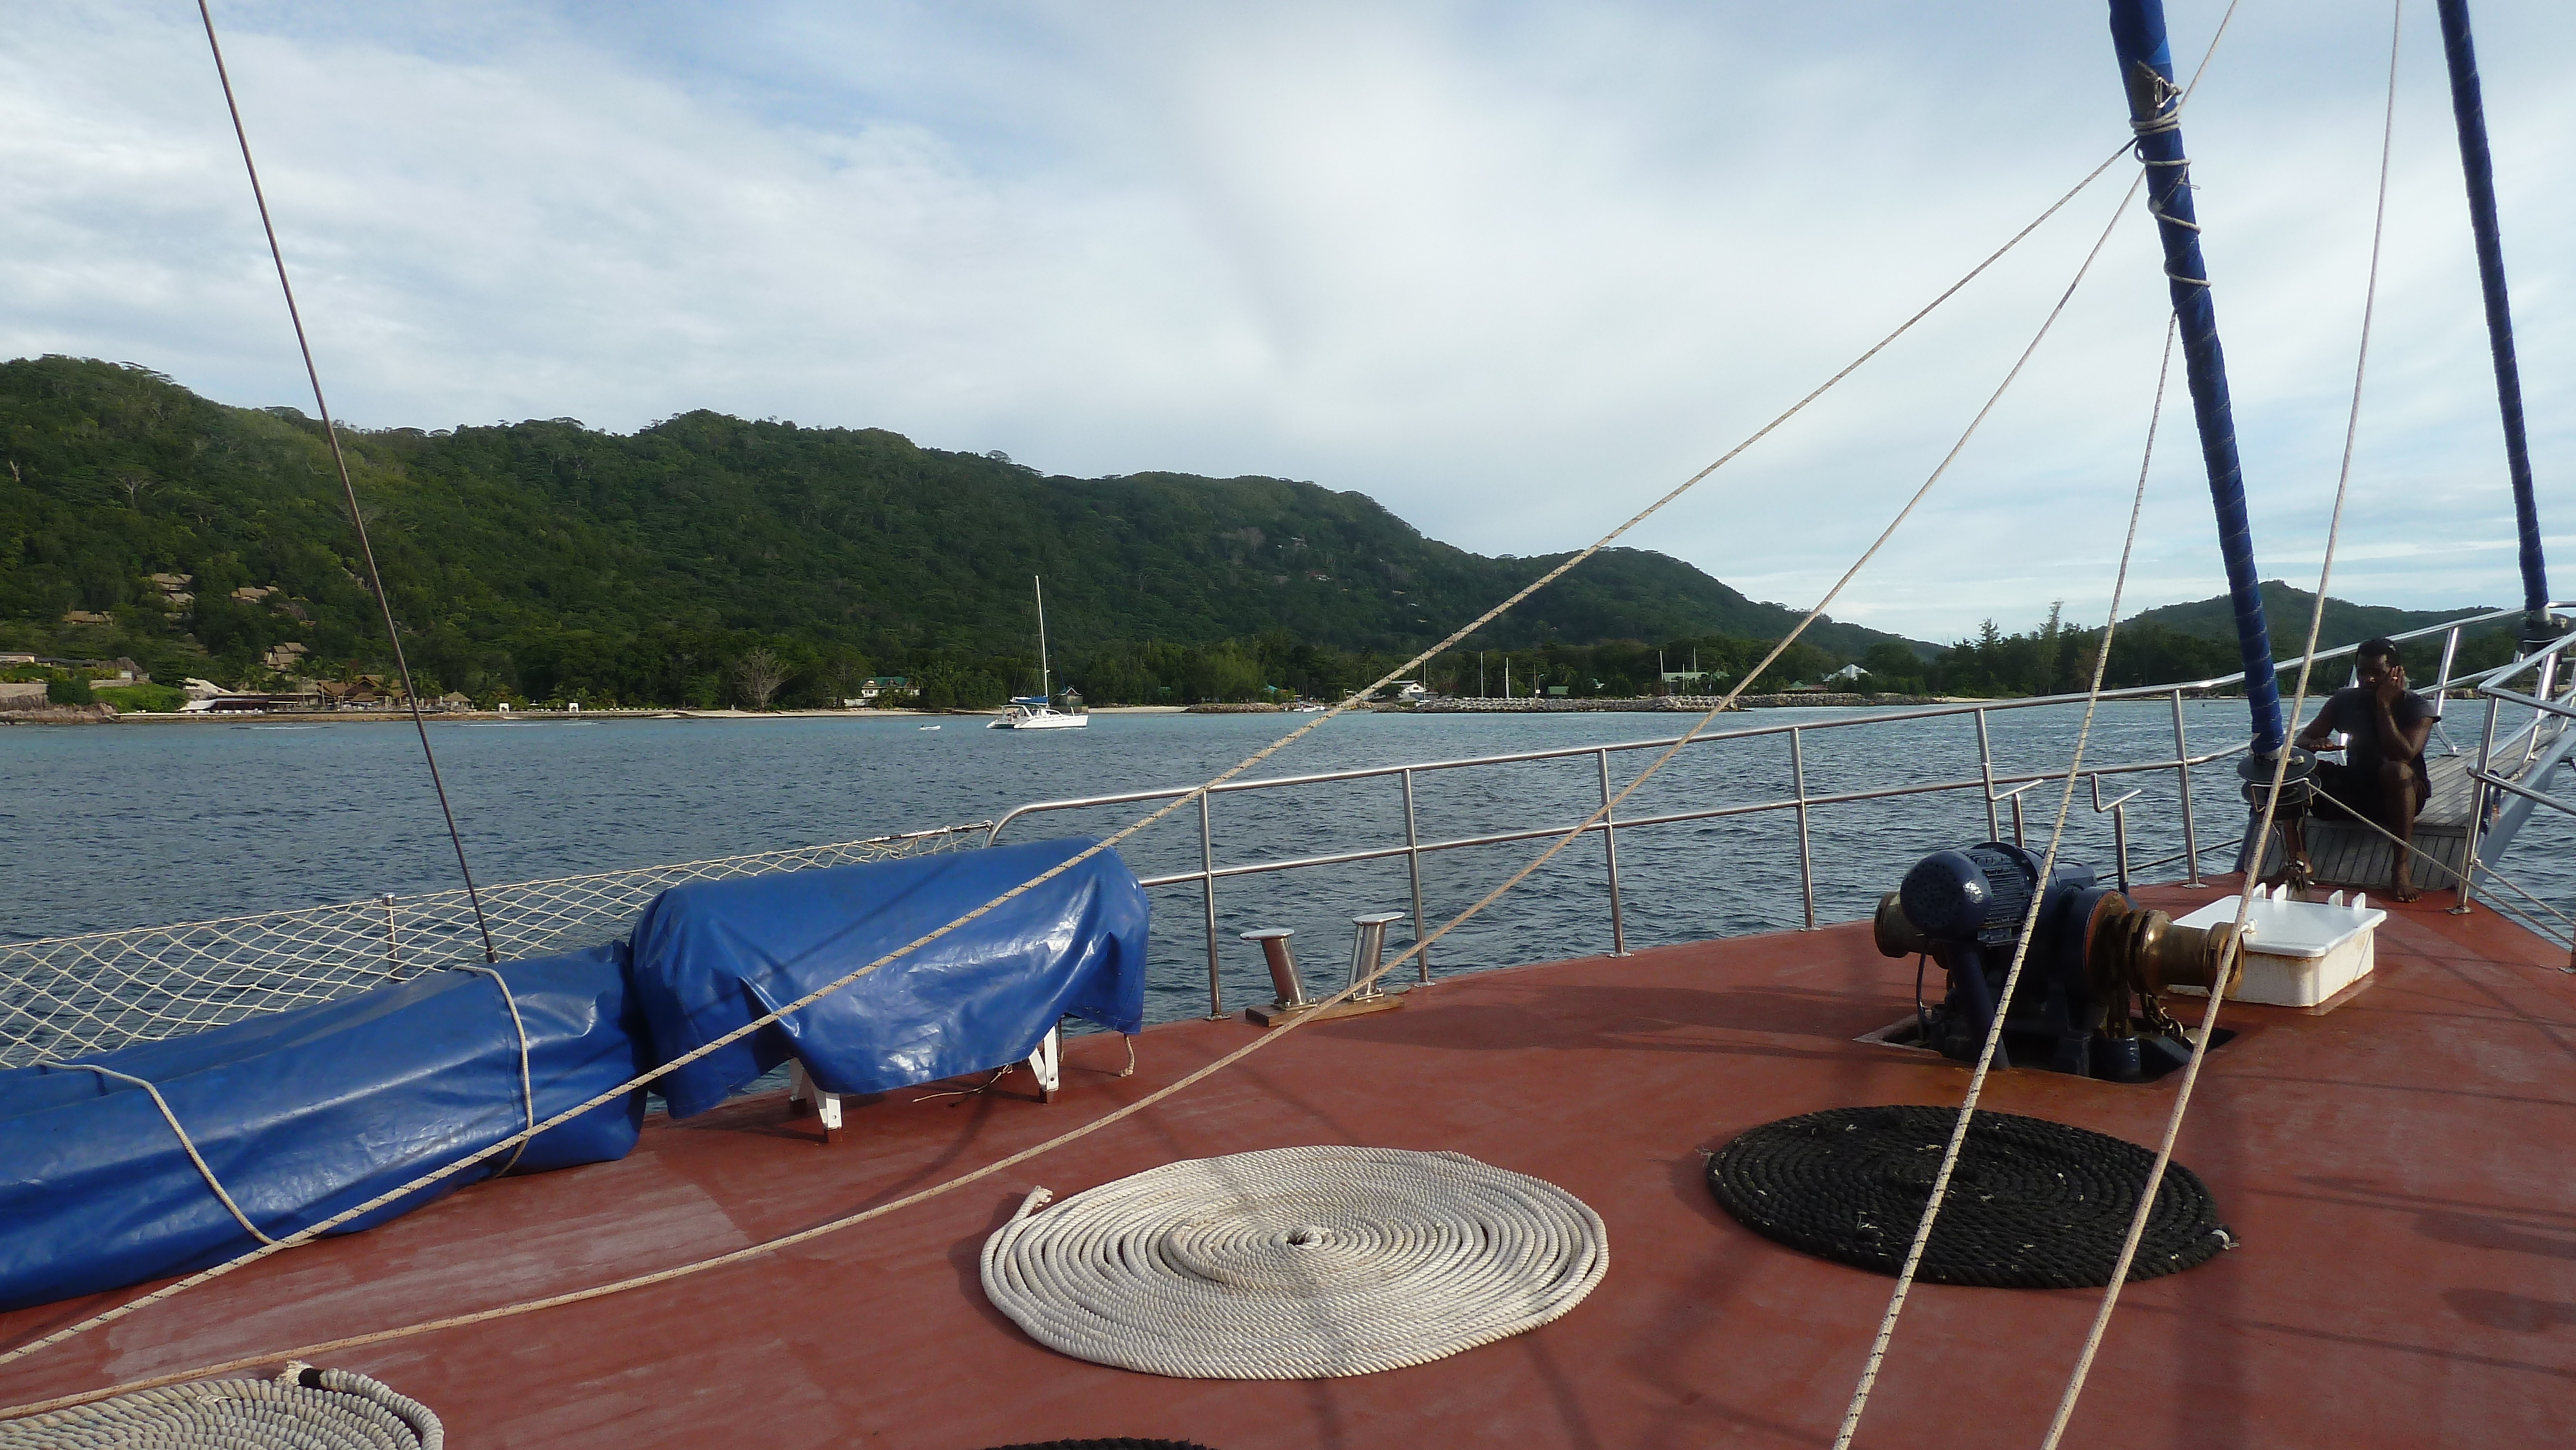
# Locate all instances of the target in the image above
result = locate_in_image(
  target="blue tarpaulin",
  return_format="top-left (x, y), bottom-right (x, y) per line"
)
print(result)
top-left (627, 837), bottom-right (1149, 1118)
top-left (0, 943), bottom-right (648, 1312)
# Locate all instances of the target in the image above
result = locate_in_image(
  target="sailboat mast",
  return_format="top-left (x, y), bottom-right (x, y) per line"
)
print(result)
top-left (2107, 0), bottom-right (2286, 756)
top-left (2434, 0), bottom-right (2552, 626)
top-left (1034, 574), bottom-right (1051, 699)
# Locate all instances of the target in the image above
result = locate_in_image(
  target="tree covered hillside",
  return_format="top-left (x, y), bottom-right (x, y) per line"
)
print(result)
top-left (0, 356), bottom-right (1920, 706)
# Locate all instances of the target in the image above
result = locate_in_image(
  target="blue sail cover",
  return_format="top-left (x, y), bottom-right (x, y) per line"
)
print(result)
top-left (0, 943), bottom-right (648, 1312)
top-left (627, 838), bottom-right (1149, 1118)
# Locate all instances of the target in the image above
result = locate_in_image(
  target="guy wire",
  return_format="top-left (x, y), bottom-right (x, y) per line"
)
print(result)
top-left (196, 0), bottom-right (499, 965)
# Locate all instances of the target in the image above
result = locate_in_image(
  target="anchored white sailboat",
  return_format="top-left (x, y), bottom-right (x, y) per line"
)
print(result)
top-left (989, 575), bottom-right (1088, 730)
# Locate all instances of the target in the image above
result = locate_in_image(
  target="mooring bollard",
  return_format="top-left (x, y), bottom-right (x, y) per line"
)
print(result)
top-left (1346, 912), bottom-right (1407, 1000)
top-left (1239, 928), bottom-right (1305, 1012)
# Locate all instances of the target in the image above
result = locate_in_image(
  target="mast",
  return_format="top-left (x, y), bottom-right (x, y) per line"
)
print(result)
top-left (2434, 0), bottom-right (2552, 627)
top-left (2107, 0), bottom-right (2286, 756)
top-left (1034, 574), bottom-right (1051, 701)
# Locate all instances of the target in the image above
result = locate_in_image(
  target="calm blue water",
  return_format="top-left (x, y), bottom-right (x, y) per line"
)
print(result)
top-left (5, 703), bottom-right (2566, 1024)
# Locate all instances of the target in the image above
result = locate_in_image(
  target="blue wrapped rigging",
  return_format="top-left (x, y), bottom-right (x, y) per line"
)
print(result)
top-left (2108, 0), bottom-right (2285, 755)
top-left (0, 943), bottom-right (648, 1312)
top-left (2436, 0), bottom-right (2550, 618)
top-left (625, 836), bottom-right (1149, 1119)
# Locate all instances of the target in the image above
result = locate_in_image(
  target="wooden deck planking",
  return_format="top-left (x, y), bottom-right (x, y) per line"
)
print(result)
top-left (2250, 754), bottom-right (2479, 890)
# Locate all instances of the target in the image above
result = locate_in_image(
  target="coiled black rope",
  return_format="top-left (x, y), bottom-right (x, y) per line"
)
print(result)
top-left (1709, 1106), bottom-right (2233, 1290)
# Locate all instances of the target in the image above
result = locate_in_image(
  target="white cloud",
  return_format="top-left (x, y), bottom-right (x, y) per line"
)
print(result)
top-left (2, 0), bottom-right (2568, 640)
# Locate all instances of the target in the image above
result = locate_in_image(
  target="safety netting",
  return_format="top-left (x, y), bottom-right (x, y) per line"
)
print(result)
top-left (0, 824), bottom-right (989, 1069)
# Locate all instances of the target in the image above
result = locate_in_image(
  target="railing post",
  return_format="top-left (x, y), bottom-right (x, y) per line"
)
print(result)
top-left (2456, 692), bottom-right (2503, 914)
top-left (1975, 708), bottom-right (2001, 840)
top-left (1198, 791), bottom-right (1224, 1017)
top-left (2523, 653), bottom-right (2562, 771)
top-left (1790, 728), bottom-right (1817, 930)
top-left (1596, 749), bottom-right (1628, 956)
top-left (379, 892), bottom-right (399, 969)
top-left (1402, 768), bottom-right (1432, 982)
top-left (2114, 800), bottom-right (2132, 894)
top-left (2171, 688), bottom-right (2201, 885)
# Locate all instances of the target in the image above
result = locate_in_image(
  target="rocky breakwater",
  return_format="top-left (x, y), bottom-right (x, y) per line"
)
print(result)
top-left (0, 685), bottom-right (117, 724)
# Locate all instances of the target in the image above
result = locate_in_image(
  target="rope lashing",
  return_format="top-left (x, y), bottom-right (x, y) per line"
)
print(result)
top-left (64, 1064), bottom-right (278, 1248)
top-left (59, 962), bottom-right (540, 1261)
top-left (450, 965), bottom-right (536, 1175)
top-left (0, 1364), bottom-right (439, 1449)
top-left (980, 1146), bottom-right (1608, 1379)
top-left (1710, 1107), bottom-right (2234, 1290)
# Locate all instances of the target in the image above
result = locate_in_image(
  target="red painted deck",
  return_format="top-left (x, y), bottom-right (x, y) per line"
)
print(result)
top-left (3, 881), bottom-right (2571, 1448)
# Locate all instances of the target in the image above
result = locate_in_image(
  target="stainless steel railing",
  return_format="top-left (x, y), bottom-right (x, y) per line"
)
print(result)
top-left (993, 694), bottom-right (2241, 1018)
top-left (2459, 621), bottom-right (2576, 912)
top-left (991, 602), bottom-right (2571, 1017)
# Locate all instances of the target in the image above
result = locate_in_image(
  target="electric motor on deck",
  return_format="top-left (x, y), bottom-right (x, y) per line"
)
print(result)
top-left (1873, 842), bottom-right (2237, 1081)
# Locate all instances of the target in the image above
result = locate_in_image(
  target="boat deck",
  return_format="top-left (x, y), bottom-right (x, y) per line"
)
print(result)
top-left (2296, 753), bottom-right (2479, 890)
top-left (3, 879), bottom-right (2570, 1448)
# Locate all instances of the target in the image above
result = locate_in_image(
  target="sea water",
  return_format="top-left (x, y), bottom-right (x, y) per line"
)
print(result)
top-left (5, 702), bottom-right (2568, 1026)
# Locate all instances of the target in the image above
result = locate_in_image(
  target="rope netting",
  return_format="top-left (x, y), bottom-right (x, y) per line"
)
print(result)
top-left (0, 823), bottom-right (989, 1070)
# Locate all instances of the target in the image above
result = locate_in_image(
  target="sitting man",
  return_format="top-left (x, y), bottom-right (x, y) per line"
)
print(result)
top-left (2286, 637), bottom-right (2436, 900)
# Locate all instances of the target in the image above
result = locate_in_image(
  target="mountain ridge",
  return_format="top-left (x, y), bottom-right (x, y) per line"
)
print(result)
top-left (2, 357), bottom-right (2518, 704)
top-left (0, 357), bottom-right (1922, 699)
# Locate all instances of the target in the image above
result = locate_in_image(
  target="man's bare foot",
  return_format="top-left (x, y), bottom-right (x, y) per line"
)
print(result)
top-left (2387, 876), bottom-right (2422, 903)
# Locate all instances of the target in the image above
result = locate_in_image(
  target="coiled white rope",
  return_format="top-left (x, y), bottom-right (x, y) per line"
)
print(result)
top-left (980, 1147), bottom-right (1608, 1379)
top-left (0, 1364), bottom-right (439, 1449)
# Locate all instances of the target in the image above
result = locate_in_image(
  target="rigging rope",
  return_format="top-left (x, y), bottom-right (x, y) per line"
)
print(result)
top-left (450, 965), bottom-right (535, 1176)
top-left (194, 0), bottom-right (498, 966)
top-left (1, 108), bottom-right (2142, 1409)
top-left (62, 1065), bottom-right (278, 1248)
top-left (1830, 300), bottom-right (2175, 1450)
top-left (2040, 5), bottom-right (2407, 1442)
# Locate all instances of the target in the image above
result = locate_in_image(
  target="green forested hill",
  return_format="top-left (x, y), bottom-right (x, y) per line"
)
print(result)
top-left (0, 355), bottom-right (1920, 705)
top-left (2125, 582), bottom-right (2503, 651)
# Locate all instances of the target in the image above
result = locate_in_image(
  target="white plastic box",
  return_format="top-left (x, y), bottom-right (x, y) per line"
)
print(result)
top-left (2168, 887), bottom-right (2384, 1008)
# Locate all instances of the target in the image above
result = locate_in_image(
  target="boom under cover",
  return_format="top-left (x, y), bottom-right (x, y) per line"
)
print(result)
top-left (627, 836), bottom-right (1150, 1118)
top-left (0, 943), bottom-right (649, 1312)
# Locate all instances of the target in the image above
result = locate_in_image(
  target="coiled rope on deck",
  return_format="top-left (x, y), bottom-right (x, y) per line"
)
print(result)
top-left (1708, 1106), bottom-right (2233, 1290)
top-left (0, 1364), bottom-right (439, 1450)
top-left (980, 1147), bottom-right (1608, 1379)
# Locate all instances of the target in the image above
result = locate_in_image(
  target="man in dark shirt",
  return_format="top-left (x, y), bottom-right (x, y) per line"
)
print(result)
top-left (2287, 637), bottom-right (2436, 899)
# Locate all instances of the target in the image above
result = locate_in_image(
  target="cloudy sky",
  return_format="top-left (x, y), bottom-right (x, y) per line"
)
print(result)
top-left (6, 0), bottom-right (2571, 643)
